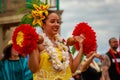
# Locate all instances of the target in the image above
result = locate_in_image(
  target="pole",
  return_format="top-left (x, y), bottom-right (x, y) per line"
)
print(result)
top-left (56, 0), bottom-right (59, 10)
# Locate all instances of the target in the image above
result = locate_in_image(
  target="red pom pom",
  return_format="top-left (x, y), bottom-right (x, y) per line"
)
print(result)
top-left (12, 24), bottom-right (39, 55)
top-left (72, 22), bottom-right (97, 54)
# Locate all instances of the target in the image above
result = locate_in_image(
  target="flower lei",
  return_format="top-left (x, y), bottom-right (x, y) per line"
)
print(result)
top-left (41, 33), bottom-right (70, 71)
top-left (109, 49), bottom-right (120, 74)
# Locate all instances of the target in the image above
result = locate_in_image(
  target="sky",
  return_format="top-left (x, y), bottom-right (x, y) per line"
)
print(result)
top-left (59, 0), bottom-right (120, 54)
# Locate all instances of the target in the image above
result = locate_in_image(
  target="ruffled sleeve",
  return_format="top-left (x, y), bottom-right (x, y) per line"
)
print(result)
top-left (0, 61), bottom-right (3, 79)
top-left (20, 57), bottom-right (33, 80)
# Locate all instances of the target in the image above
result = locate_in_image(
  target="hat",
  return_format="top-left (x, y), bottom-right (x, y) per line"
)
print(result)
top-left (3, 40), bottom-right (12, 54)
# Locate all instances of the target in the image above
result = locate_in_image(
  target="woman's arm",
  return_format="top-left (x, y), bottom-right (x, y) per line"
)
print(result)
top-left (80, 52), bottom-right (103, 72)
top-left (69, 34), bottom-right (84, 73)
top-left (79, 53), bottom-right (95, 72)
top-left (28, 48), bottom-right (40, 73)
top-left (28, 35), bottom-right (44, 73)
top-left (70, 43), bottom-right (83, 73)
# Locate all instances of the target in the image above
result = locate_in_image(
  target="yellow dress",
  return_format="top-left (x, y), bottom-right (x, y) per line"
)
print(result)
top-left (33, 48), bottom-right (72, 80)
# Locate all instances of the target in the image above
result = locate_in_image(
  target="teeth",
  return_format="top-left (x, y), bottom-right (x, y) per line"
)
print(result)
top-left (53, 28), bottom-right (58, 30)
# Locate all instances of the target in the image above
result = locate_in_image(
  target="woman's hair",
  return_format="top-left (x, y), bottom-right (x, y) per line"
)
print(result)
top-left (42, 10), bottom-right (59, 24)
top-left (1, 44), bottom-right (12, 60)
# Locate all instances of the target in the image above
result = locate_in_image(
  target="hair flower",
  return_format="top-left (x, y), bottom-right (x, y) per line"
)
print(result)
top-left (19, 0), bottom-right (50, 27)
top-left (32, 10), bottom-right (45, 26)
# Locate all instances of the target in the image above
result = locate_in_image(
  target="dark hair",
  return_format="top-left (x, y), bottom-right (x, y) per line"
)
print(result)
top-left (42, 10), bottom-right (59, 23)
top-left (2, 44), bottom-right (12, 60)
top-left (109, 37), bottom-right (116, 44)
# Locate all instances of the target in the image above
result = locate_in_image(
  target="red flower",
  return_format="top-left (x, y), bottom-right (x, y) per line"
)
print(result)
top-left (72, 22), bottom-right (97, 54)
top-left (12, 24), bottom-right (39, 55)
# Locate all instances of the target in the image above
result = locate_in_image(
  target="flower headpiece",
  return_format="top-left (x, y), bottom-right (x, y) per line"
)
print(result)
top-left (72, 22), bottom-right (97, 55)
top-left (12, 24), bottom-right (39, 55)
top-left (20, 0), bottom-right (50, 27)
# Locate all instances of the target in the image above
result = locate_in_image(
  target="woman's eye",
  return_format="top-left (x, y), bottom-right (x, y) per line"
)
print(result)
top-left (57, 21), bottom-right (60, 24)
top-left (50, 20), bottom-right (55, 23)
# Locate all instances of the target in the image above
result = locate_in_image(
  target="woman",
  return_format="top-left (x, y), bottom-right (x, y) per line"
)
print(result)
top-left (79, 51), bottom-right (104, 80)
top-left (0, 41), bottom-right (33, 80)
top-left (28, 10), bottom-right (85, 79)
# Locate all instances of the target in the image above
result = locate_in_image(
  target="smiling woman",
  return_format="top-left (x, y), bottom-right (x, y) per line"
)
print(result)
top-left (11, 0), bottom-right (86, 80)
top-left (27, 4), bottom-right (84, 80)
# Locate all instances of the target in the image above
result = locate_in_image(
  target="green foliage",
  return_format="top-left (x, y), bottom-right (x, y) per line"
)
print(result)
top-left (20, 14), bottom-right (33, 26)
top-left (31, 0), bottom-right (43, 6)
top-left (71, 46), bottom-right (76, 55)
top-left (16, 8), bottom-right (28, 15)
top-left (71, 46), bottom-right (85, 62)
top-left (26, 2), bottom-right (34, 9)
top-left (17, 0), bottom-right (48, 26)
top-left (17, 0), bottom-right (44, 15)
top-left (16, 2), bottom-right (33, 15)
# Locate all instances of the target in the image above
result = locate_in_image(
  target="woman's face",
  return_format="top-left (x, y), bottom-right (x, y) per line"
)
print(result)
top-left (43, 13), bottom-right (60, 36)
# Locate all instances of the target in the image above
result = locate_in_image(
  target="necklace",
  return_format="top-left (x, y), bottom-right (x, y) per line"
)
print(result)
top-left (41, 33), bottom-right (70, 71)
top-left (109, 49), bottom-right (120, 74)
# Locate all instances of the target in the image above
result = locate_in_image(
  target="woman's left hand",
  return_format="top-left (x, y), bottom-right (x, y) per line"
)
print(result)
top-left (74, 34), bottom-right (85, 44)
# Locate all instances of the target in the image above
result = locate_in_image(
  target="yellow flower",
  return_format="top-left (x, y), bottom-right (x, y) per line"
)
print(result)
top-left (33, 4), bottom-right (49, 16)
top-left (16, 31), bottom-right (24, 47)
top-left (32, 10), bottom-right (39, 17)
top-left (32, 4), bottom-right (50, 26)
top-left (40, 4), bottom-right (49, 16)
top-left (32, 10), bottom-right (45, 26)
top-left (33, 4), bottom-right (41, 11)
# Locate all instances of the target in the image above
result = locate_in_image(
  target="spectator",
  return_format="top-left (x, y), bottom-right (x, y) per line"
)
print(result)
top-left (79, 51), bottom-right (103, 80)
top-left (102, 37), bottom-right (120, 80)
top-left (0, 41), bottom-right (33, 80)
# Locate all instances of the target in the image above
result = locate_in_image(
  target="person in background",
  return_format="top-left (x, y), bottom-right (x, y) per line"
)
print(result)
top-left (0, 41), bottom-right (33, 80)
top-left (79, 51), bottom-right (104, 80)
top-left (102, 37), bottom-right (120, 80)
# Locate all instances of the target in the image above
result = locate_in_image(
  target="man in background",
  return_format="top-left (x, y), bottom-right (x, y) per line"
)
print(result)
top-left (102, 37), bottom-right (120, 80)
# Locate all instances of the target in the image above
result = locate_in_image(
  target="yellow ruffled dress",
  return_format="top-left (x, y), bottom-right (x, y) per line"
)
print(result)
top-left (33, 48), bottom-right (72, 80)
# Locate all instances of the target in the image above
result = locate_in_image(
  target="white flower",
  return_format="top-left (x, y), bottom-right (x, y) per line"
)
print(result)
top-left (42, 33), bottom-right (70, 71)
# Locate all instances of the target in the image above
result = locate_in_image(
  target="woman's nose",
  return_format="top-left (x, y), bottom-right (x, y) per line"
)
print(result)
top-left (55, 22), bottom-right (60, 26)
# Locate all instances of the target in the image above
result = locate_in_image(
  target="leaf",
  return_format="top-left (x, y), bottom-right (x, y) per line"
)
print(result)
top-left (20, 14), bottom-right (33, 26)
top-left (71, 46), bottom-right (76, 55)
top-left (45, 0), bottom-right (48, 4)
top-left (16, 2), bottom-right (33, 15)
top-left (32, 0), bottom-right (43, 6)
top-left (26, 2), bottom-right (34, 9)
top-left (16, 8), bottom-right (28, 15)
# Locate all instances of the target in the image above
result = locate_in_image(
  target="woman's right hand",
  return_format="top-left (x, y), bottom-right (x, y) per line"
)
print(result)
top-left (37, 35), bottom-right (44, 44)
